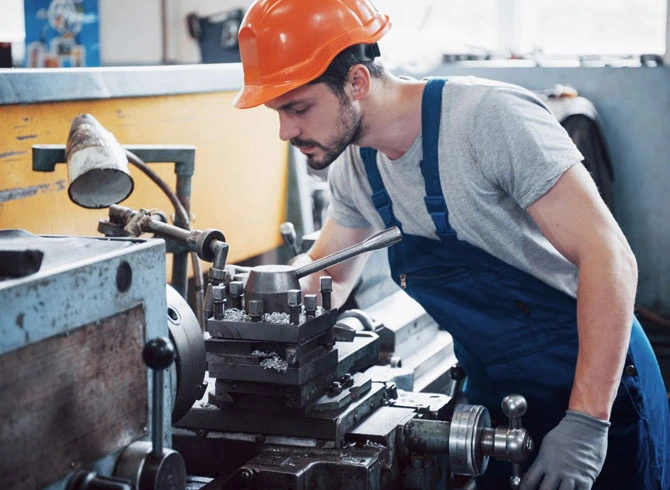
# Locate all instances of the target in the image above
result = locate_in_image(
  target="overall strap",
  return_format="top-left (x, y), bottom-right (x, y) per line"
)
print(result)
top-left (420, 78), bottom-right (456, 240)
top-left (359, 146), bottom-right (402, 230)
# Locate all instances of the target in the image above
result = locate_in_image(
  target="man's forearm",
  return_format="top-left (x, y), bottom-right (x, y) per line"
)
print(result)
top-left (569, 251), bottom-right (637, 420)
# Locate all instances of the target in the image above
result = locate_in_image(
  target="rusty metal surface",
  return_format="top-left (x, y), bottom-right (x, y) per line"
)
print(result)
top-left (0, 233), bottom-right (171, 490)
top-left (0, 232), bottom-right (165, 355)
top-left (0, 305), bottom-right (148, 490)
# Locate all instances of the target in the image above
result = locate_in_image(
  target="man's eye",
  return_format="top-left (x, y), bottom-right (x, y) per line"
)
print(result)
top-left (294, 106), bottom-right (308, 115)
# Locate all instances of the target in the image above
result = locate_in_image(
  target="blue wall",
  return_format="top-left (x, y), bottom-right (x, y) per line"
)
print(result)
top-left (422, 65), bottom-right (670, 314)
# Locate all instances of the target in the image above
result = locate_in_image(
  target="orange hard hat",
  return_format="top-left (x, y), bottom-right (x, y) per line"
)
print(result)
top-left (233, 0), bottom-right (391, 109)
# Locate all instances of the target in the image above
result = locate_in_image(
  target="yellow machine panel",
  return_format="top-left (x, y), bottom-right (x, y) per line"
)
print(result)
top-left (0, 91), bottom-right (287, 264)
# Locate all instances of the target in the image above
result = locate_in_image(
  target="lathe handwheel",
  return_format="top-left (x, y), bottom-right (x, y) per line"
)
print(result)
top-left (449, 403), bottom-right (491, 476)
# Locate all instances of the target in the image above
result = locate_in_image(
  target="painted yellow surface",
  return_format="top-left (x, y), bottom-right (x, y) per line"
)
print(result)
top-left (0, 91), bottom-right (287, 264)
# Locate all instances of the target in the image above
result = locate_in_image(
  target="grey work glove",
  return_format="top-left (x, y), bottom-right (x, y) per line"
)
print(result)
top-left (520, 410), bottom-right (610, 490)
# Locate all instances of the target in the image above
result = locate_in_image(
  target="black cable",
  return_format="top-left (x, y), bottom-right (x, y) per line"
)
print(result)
top-left (124, 149), bottom-right (206, 330)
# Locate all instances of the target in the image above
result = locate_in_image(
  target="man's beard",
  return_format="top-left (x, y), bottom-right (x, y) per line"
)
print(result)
top-left (291, 98), bottom-right (362, 171)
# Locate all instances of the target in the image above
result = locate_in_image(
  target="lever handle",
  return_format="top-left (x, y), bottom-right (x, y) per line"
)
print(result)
top-left (142, 337), bottom-right (175, 459)
top-left (115, 337), bottom-right (185, 490)
top-left (280, 221), bottom-right (300, 258)
top-left (295, 226), bottom-right (402, 279)
top-left (501, 394), bottom-right (532, 489)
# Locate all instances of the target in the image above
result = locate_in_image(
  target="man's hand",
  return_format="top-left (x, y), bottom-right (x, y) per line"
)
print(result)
top-left (520, 410), bottom-right (610, 490)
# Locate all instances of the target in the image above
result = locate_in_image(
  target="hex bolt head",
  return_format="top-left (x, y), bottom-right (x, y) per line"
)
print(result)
top-left (212, 284), bottom-right (226, 319)
top-left (212, 284), bottom-right (226, 302)
top-left (229, 281), bottom-right (244, 297)
top-left (304, 294), bottom-right (317, 314)
top-left (319, 276), bottom-right (332, 310)
top-left (288, 289), bottom-right (302, 325)
top-left (248, 299), bottom-right (264, 319)
top-left (287, 289), bottom-right (302, 307)
top-left (320, 276), bottom-right (332, 292)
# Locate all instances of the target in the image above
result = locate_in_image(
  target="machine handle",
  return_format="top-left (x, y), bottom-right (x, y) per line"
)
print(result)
top-left (142, 337), bottom-right (175, 459)
top-left (114, 337), bottom-right (186, 490)
top-left (501, 394), bottom-right (533, 489)
top-left (294, 226), bottom-right (402, 279)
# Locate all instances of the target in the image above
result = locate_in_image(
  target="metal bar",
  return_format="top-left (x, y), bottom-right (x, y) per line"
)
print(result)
top-left (295, 227), bottom-right (401, 279)
top-left (152, 369), bottom-right (164, 459)
top-left (141, 217), bottom-right (192, 242)
top-left (32, 144), bottom-right (196, 172)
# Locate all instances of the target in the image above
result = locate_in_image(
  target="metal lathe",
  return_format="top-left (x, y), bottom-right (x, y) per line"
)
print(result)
top-left (0, 119), bottom-right (534, 490)
top-left (1, 215), bottom-right (533, 490)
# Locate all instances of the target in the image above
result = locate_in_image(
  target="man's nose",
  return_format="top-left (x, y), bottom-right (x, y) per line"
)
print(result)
top-left (278, 114), bottom-right (300, 141)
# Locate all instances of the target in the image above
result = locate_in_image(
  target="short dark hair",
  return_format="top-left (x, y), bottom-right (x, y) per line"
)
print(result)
top-left (310, 43), bottom-right (385, 99)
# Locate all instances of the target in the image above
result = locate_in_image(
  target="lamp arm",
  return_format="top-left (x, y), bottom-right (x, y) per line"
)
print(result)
top-left (125, 149), bottom-right (205, 331)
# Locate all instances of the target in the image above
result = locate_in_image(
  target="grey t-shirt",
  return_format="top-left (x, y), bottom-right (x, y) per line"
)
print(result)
top-left (327, 76), bottom-right (584, 297)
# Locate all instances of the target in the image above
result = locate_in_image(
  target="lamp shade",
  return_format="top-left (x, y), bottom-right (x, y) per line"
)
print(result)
top-left (65, 114), bottom-right (134, 208)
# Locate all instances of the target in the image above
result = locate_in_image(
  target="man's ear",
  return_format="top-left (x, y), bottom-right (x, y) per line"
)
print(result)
top-left (347, 64), bottom-right (371, 101)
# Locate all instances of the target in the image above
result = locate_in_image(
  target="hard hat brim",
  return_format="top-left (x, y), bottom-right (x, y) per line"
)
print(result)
top-left (233, 79), bottom-right (306, 109)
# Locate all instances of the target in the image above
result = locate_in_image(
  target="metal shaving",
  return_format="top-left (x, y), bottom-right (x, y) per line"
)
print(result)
top-left (262, 311), bottom-right (291, 324)
top-left (223, 308), bottom-right (251, 322)
top-left (251, 350), bottom-right (288, 373)
top-left (364, 440), bottom-right (386, 449)
top-left (260, 355), bottom-right (288, 372)
top-left (223, 309), bottom-right (291, 324)
top-left (340, 454), bottom-right (369, 464)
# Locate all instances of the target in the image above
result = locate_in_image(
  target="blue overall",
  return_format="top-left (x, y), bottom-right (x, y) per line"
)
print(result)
top-left (360, 78), bottom-right (669, 489)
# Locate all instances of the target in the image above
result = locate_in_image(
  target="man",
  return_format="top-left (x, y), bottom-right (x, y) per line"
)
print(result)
top-left (233, 1), bottom-right (669, 489)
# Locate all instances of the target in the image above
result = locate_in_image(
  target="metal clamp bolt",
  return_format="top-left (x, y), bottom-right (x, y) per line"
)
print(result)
top-left (320, 276), bottom-right (332, 310)
top-left (212, 284), bottom-right (226, 320)
top-left (247, 299), bottom-right (264, 322)
top-left (229, 281), bottom-right (244, 310)
top-left (287, 289), bottom-right (302, 325)
top-left (304, 294), bottom-right (317, 318)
